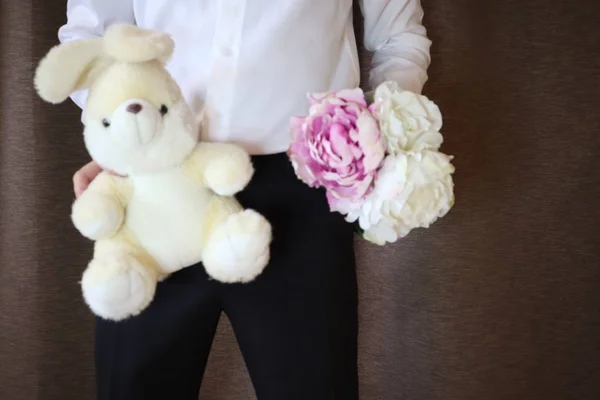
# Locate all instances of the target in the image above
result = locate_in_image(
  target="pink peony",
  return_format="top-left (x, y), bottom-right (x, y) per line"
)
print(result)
top-left (289, 88), bottom-right (386, 214)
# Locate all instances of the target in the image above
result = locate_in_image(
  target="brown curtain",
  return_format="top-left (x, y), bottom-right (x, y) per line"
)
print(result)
top-left (1, 1), bottom-right (599, 399)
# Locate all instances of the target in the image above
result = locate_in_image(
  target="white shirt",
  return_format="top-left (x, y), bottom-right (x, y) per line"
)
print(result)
top-left (58, 0), bottom-right (431, 155)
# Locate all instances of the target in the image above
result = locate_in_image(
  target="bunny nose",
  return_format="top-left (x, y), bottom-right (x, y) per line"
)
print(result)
top-left (126, 103), bottom-right (142, 114)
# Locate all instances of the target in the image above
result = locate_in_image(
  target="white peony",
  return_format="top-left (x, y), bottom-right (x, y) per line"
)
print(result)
top-left (351, 150), bottom-right (455, 245)
top-left (371, 81), bottom-right (444, 154)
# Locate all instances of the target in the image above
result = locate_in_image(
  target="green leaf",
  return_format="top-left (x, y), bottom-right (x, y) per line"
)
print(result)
top-left (353, 222), bottom-right (365, 238)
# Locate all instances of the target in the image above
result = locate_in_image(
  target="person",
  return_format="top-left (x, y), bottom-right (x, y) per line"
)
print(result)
top-left (58, 1), bottom-right (431, 399)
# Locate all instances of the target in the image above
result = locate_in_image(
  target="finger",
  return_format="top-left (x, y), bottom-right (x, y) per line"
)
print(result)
top-left (81, 161), bottom-right (101, 179)
top-left (73, 174), bottom-right (89, 198)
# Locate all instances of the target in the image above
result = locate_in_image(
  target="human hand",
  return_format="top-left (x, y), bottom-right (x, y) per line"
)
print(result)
top-left (73, 161), bottom-right (103, 198)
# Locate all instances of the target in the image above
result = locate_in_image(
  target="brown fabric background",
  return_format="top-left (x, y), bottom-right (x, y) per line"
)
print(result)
top-left (2, 0), bottom-right (600, 399)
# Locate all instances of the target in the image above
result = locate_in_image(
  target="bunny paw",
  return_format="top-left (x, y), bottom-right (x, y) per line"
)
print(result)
top-left (202, 210), bottom-right (272, 283)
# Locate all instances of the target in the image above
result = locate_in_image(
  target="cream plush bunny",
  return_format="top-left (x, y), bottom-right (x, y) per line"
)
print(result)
top-left (34, 24), bottom-right (272, 321)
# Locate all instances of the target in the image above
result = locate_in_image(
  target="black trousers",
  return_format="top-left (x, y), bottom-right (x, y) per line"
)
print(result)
top-left (95, 153), bottom-right (359, 400)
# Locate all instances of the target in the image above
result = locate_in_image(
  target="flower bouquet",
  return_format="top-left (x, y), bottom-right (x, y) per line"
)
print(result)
top-left (287, 81), bottom-right (455, 245)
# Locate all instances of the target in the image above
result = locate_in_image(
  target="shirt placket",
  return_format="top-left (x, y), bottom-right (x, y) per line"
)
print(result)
top-left (203, 1), bottom-right (246, 141)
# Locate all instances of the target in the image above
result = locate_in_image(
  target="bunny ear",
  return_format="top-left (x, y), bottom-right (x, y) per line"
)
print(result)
top-left (103, 24), bottom-right (175, 64)
top-left (34, 38), bottom-right (108, 104)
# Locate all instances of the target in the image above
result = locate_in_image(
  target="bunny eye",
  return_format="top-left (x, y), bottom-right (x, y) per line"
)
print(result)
top-left (102, 119), bottom-right (111, 128)
top-left (160, 104), bottom-right (169, 116)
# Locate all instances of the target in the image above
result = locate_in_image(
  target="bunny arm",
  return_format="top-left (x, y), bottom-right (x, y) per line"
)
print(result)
top-left (71, 172), bottom-right (132, 240)
top-left (182, 142), bottom-right (254, 196)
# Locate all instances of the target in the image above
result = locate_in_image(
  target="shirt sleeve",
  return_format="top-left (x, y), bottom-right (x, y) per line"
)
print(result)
top-left (57, 0), bottom-right (135, 110)
top-left (359, 0), bottom-right (432, 94)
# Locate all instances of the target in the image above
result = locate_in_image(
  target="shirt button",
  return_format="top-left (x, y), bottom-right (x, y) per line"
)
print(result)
top-left (220, 47), bottom-right (233, 57)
